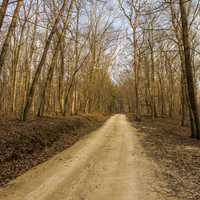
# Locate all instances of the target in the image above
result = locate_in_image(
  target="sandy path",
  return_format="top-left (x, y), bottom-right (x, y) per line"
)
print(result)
top-left (0, 114), bottom-right (175, 200)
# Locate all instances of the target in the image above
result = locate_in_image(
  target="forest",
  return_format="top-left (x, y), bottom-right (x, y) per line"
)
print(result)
top-left (0, 0), bottom-right (200, 200)
top-left (0, 0), bottom-right (200, 138)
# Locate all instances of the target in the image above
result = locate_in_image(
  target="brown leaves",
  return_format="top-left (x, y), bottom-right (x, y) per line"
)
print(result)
top-left (0, 115), bottom-right (106, 186)
top-left (130, 115), bottom-right (200, 200)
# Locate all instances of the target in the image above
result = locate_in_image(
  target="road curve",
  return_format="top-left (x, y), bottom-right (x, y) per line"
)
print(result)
top-left (0, 114), bottom-right (175, 200)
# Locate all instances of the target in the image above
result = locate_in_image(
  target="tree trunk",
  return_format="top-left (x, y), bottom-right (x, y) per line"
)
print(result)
top-left (179, 0), bottom-right (200, 139)
top-left (21, 0), bottom-right (70, 121)
top-left (37, 7), bottom-right (72, 117)
top-left (0, 0), bottom-right (23, 75)
top-left (0, 0), bottom-right (9, 31)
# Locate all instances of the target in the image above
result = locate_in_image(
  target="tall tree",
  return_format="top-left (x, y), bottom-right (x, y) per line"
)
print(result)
top-left (179, 0), bottom-right (200, 139)
top-left (21, 0), bottom-right (73, 120)
top-left (0, 0), bottom-right (23, 75)
top-left (0, 0), bottom-right (9, 31)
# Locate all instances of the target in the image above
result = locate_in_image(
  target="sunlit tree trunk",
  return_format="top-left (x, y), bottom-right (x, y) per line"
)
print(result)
top-left (21, 0), bottom-right (69, 120)
top-left (0, 0), bottom-right (9, 31)
top-left (0, 0), bottom-right (23, 75)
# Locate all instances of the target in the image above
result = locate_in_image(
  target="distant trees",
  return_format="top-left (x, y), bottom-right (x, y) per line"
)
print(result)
top-left (0, 0), bottom-right (119, 120)
top-left (118, 0), bottom-right (142, 121)
top-left (1, 0), bottom-right (200, 139)
top-left (118, 0), bottom-right (200, 139)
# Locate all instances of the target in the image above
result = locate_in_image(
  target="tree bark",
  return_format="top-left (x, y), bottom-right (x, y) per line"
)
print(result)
top-left (179, 0), bottom-right (200, 139)
top-left (21, 0), bottom-right (69, 121)
top-left (0, 0), bottom-right (23, 75)
top-left (0, 0), bottom-right (9, 31)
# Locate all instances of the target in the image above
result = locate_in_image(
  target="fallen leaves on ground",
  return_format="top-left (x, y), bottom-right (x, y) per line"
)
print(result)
top-left (0, 114), bottom-right (107, 186)
top-left (128, 114), bottom-right (200, 200)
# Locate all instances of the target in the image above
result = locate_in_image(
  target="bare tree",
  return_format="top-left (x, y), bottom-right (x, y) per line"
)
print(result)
top-left (0, 0), bottom-right (23, 75)
top-left (179, 0), bottom-right (200, 139)
top-left (21, 0), bottom-right (73, 120)
top-left (0, 0), bottom-right (9, 31)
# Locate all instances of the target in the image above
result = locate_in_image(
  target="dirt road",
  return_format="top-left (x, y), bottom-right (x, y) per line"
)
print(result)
top-left (0, 115), bottom-right (175, 200)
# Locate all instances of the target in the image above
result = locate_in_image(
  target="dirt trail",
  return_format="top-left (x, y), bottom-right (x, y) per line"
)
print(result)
top-left (0, 115), bottom-right (176, 200)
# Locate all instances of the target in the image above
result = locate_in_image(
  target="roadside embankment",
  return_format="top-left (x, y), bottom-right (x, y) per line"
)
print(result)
top-left (0, 114), bottom-right (107, 186)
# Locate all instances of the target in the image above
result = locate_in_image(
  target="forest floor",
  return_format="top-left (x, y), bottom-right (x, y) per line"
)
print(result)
top-left (0, 114), bottom-right (107, 187)
top-left (0, 114), bottom-right (181, 200)
top-left (0, 114), bottom-right (199, 200)
top-left (128, 114), bottom-right (200, 200)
